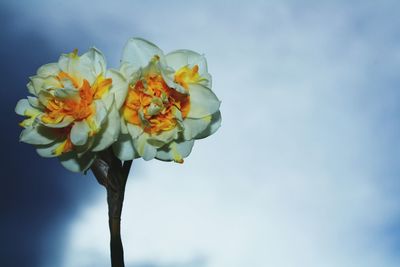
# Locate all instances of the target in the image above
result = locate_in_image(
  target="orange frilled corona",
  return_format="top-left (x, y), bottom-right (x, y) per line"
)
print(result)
top-left (41, 71), bottom-right (112, 154)
top-left (122, 65), bottom-right (201, 134)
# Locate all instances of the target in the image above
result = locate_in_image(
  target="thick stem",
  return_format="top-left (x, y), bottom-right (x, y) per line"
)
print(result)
top-left (108, 187), bottom-right (125, 267)
top-left (91, 149), bottom-right (132, 267)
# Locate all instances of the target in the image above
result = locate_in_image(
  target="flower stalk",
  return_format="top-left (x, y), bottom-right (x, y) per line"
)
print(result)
top-left (91, 148), bottom-right (132, 267)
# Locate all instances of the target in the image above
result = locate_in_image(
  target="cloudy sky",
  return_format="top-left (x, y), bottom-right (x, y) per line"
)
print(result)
top-left (2, 1), bottom-right (400, 267)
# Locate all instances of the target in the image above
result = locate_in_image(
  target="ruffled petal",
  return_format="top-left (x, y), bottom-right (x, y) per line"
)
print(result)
top-left (28, 75), bottom-right (62, 95)
top-left (106, 69), bottom-right (128, 109)
top-left (59, 151), bottom-right (96, 172)
top-left (70, 120), bottom-right (90, 146)
top-left (156, 139), bottom-right (195, 163)
top-left (80, 47), bottom-right (107, 77)
top-left (187, 84), bottom-right (221, 118)
top-left (127, 123), bottom-right (143, 139)
top-left (195, 111), bottom-right (222, 139)
top-left (19, 126), bottom-right (58, 145)
top-left (36, 140), bottom-right (65, 158)
top-left (121, 37), bottom-right (166, 70)
top-left (183, 115), bottom-right (212, 141)
top-left (147, 127), bottom-right (179, 147)
top-left (133, 133), bottom-right (157, 161)
top-left (166, 49), bottom-right (208, 75)
top-left (37, 63), bottom-right (60, 77)
top-left (112, 134), bottom-right (138, 161)
top-left (15, 99), bottom-right (34, 116)
top-left (91, 101), bottom-right (120, 152)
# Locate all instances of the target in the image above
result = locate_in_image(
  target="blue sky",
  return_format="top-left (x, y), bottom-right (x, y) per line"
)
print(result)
top-left (2, 1), bottom-right (400, 267)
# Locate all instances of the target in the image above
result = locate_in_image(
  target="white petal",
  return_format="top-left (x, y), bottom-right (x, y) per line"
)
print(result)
top-left (148, 127), bottom-right (179, 147)
top-left (15, 99), bottom-right (32, 115)
top-left (29, 75), bottom-right (61, 95)
top-left (93, 100), bottom-right (108, 127)
top-left (38, 115), bottom-right (74, 128)
top-left (75, 137), bottom-right (95, 157)
top-left (127, 123), bottom-right (143, 139)
top-left (36, 140), bottom-right (64, 158)
top-left (156, 139), bottom-right (195, 162)
top-left (54, 87), bottom-right (79, 99)
top-left (160, 67), bottom-right (188, 95)
top-left (80, 47), bottom-right (107, 76)
top-left (27, 96), bottom-right (42, 109)
top-left (91, 103), bottom-right (120, 152)
top-left (58, 52), bottom-right (86, 85)
top-left (59, 152), bottom-right (96, 172)
top-left (27, 80), bottom-right (36, 95)
top-left (133, 133), bottom-right (157, 161)
top-left (107, 69), bottom-right (128, 109)
top-left (187, 84), bottom-right (221, 118)
top-left (70, 120), bottom-right (90, 146)
top-left (121, 37), bottom-right (165, 70)
top-left (37, 63), bottom-right (60, 77)
top-left (120, 117), bottom-right (129, 134)
top-left (195, 111), bottom-right (222, 139)
top-left (112, 134), bottom-right (138, 161)
top-left (183, 115), bottom-right (212, 140)
top-left (37, 90), bottom-right (52, 106)
top-left (19, 126), bottom-right (56, 145)
top-left (166, 49), bottom-right (208, 75)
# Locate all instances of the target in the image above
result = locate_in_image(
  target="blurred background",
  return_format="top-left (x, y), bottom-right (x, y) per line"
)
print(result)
top-left (1, 0), bottom-right (400, 266)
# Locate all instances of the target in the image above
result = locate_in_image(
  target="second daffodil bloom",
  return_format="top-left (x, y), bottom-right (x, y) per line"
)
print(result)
top-left (15, 48), bottom-right (128, 172)
top-left (113, 38), bottom-right (221, 163)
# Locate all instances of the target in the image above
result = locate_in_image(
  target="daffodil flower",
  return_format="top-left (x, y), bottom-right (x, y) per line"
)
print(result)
top-left (15, 48), bottom-right (128, 172)
top-left (113, 38), bottom-right (221, 163)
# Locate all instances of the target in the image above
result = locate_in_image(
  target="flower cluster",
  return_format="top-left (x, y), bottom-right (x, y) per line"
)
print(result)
top-left (16, 38), bottom-right (221, 172)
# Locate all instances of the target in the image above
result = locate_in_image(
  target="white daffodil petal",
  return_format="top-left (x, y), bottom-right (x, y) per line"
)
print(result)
top-left (36, 140), bottom-right (65, 158)
top-left (80, 47), bottom-right (107, 77)
top-left (148, 127), bottom-right (179, 147)
top-left (166, 49), bottom-right (208, 75)
top-left (27, 81), bottom-right (36, 95)
top-left (134, 133), bottom-right (157, 161)
top-left (58, 52), bottom-right (83, 82)
top-left (195, 111), bottom-right (222, 139)
top-left (107, 69), bottom-right (128, 109)
top-left (127, 123), bottom-right (143, 139)
top-left (37, 63), bottom-right (60, 77)
top-left (15, 99), bottom-right (32, 116)
top-left (112, 134), bottom-right (138, 161)
top-left (59, 152), bottom-right (96, 172)
top-left (70, 120), bottom-right (90, 146)
top-left (19, 126), bottom-right (57, 145)
top-left (156, 139), bottom-right (195, 162)
top-left (27, 96), bottom-right (42, 109)
top-left (187, 84), bottom-right (221, 118)
top-left (38, 115), bottom-right (74, 128)
top-left (37, 90), bottom-right (53, 107)
top-left (122, 38), bottom-right (165, 70)
top-left (54, 88), bottom-right (79, 99)
top-left (202, 73), bottom-right (212, 88)
top-left (93, 100), bottom-right (108, 127)
top-left (160, 68), bottom-right (188, 95)
top-left (30, 75), bottom-right (61, 94)
top-left (183, 115), bottom-right (213, 140)
top-left (92, 103), bottom-right (120, 152)
top-left (120, 117), bottom-right (129, 135)
top-left (75, 137), bottom-right (95, 157)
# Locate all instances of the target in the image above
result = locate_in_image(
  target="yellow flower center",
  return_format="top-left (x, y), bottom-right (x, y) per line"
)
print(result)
top-left (122, 68), bottom-right (197, 134)
top-left (41, 71), bottom-right (112, 154)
